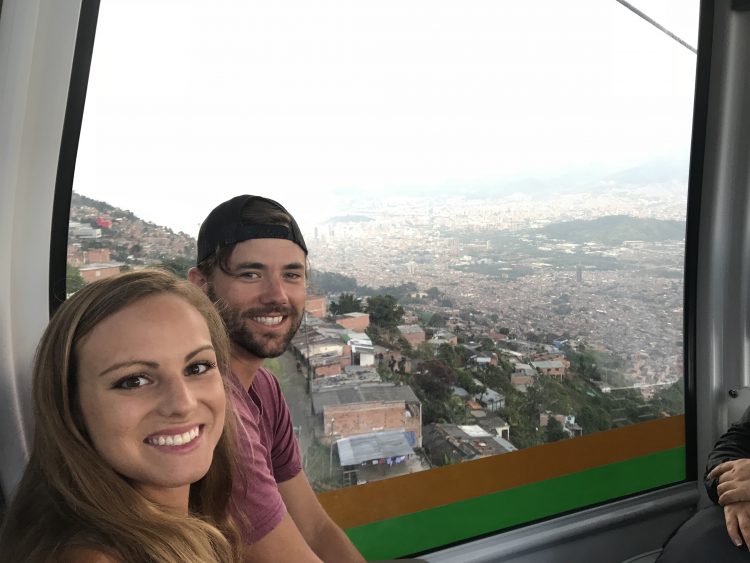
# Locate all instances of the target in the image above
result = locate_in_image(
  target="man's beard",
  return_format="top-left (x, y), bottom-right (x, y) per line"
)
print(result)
top-left (207, 286), bottom-right (303, 359)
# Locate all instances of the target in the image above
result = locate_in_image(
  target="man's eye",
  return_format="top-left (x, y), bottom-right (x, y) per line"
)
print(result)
top-left (186, 361), bottom-right (216, 376)
top-left (238, 271), bottom-right (259, 279)
top-left (113, 375), bottom-right (150, 389)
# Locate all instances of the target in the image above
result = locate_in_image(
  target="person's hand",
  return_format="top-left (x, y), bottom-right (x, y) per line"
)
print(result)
top-left (709, 459), bottom-right (750, 504)
top-left (724, 501), bottom-right (750, 549)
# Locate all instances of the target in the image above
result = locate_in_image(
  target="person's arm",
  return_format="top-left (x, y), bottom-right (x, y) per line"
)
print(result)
top-left (224, 374), bottom-right (319, 561)
top-left (279, 471), bottom-right (365, 563)
top-left (704, 420), bottom-right (750, 503)
top-left (242, 512), bottom-right (323, 562)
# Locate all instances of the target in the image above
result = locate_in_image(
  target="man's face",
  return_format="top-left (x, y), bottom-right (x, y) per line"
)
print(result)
top-left (206, 238), bottom-right (306, 360)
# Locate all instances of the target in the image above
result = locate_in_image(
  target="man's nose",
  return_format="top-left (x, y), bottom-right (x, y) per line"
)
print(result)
top-left (259, 275), bottom-right (288, 304)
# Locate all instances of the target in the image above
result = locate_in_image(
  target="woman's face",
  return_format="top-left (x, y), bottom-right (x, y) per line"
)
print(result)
top-left (76, 293), bottom-right (226, 508)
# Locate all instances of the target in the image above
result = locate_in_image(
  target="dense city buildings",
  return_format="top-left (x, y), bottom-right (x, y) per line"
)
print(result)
top-left (307, 192), bottom-right (685, 398)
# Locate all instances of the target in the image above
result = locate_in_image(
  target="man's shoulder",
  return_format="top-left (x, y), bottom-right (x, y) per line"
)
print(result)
top-left (254, 365), bottom-right (285, 395)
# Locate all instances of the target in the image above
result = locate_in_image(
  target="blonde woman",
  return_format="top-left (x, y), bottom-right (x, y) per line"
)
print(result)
top-left (0, 270), bottom-right (244, 562)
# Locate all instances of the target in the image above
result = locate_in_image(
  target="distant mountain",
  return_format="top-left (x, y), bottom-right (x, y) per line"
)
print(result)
top-left (608, 156), bottom-right (689, 186)
top-left (538, 215), bottom-right (686, 245)
top-left (326, 155), bottom-right (690, 201)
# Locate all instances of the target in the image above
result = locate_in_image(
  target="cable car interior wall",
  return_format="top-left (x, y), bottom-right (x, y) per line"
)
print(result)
top-left (2, 1), bottom-right (750, 560)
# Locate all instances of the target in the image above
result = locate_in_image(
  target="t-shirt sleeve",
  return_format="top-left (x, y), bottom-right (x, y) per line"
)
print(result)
top-left (263, 369), bottom-right (303, 483)
top-left (229, 379), bottom-right (287, 544)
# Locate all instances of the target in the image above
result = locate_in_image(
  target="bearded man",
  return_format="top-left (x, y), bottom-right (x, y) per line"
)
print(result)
top-left (189, 195), bottom-right (364, 562)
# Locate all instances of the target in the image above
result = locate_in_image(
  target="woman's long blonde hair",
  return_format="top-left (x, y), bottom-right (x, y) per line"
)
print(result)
top-left (0, 269), bottom-right (244, 562)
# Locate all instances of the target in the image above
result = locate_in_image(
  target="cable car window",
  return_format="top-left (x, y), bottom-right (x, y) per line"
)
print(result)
top-left (69, 0), bottom-right (699, 558)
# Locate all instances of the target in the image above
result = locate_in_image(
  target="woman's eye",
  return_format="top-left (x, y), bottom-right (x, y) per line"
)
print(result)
top-left (186, 361), bottom-right (216, 376)
top-left (113, 375), bottom-right (150, 389)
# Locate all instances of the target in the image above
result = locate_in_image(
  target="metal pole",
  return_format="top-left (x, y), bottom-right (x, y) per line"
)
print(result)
top-left (614, 0), bottom-right (697, 54)
top-left (329, 418), bottom-right (336, 478)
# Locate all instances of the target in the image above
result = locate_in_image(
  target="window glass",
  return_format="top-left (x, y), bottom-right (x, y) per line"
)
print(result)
top-left (70, 0), bottom-right (698, 555)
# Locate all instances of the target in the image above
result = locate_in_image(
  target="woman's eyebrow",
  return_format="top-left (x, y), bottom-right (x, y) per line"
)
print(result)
top-left (97, 346), bottom-right (214, 377)
top-left (184, 345), bottom-right (215, 362)
top-left (97, 360), bottom-right (157, 378)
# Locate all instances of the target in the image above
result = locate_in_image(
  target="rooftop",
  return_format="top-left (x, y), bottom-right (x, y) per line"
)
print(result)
top-left (337, 430), bottom-right (415, 466)
top-left (397, 324), bottom-right (426, 334)
top-left (312, 383), bottom-right (419, 414)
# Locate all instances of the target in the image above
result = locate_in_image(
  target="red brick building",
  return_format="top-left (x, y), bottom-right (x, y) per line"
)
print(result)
top-left (79, 264), bottom-right (122, 283)
top-left (313, 384), bottom-right (422, 447)
top-left (306, 295), bottom-right (326, 318)
top-left (397, 324), bottom-right (426, 346)
top-left (335, 312), bottom-right (370, 332)
top-left (531, 360), bottom-right (568, 380)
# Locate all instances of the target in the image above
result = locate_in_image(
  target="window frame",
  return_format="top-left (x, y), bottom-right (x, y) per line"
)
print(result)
top-left (52, 1), bottom-right (714, 558)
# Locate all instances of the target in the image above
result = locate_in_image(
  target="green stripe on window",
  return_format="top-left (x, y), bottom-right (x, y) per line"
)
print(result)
top-left (346, 447), bottom-right (686, 560)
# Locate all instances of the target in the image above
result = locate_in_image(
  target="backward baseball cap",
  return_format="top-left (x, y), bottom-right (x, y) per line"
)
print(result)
top-left (196, 195), bottom-right (308, 264)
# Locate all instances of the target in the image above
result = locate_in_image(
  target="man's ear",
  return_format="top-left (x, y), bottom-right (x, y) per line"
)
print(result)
top-left (187, 267), bottom-right (209, 292)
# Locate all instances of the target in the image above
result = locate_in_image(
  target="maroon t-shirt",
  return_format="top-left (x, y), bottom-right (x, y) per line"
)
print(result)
top-left (229, 367), bottom-right (303, 544)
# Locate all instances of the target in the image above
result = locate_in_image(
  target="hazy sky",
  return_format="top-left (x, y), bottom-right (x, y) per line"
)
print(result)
top-left (73, 0), bottom-right (700, 237)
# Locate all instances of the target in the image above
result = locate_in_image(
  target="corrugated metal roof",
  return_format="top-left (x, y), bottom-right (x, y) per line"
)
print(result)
top-left (312, 383), bottom-right (419, 414)
top-left (337, 431), bottom-right (414, 466)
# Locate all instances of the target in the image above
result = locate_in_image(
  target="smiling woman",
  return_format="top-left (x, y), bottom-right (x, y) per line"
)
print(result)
top-left (0, 270), bottom-right (244, 563)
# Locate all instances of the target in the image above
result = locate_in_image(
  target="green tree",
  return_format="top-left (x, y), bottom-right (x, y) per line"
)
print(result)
top-left (397, 337), bottom-right (413, 355)
top-left (444, 344), bottom-right (472, 369)
top-left (651, 382), bottom-right (684, 416)
top-left (448, 395), bottom-right (470, 423)
top-left (576, 405), bottom-right (611, 433)
top-left (428, 312), bottom-right (447, 327)
top-left (456, 369), bottom-right (483, 395)
top-left (545, 416), bottom-right (567, 443)
top-left (66, 263), bottom-right (86, 293)
top-left (309, 270), bottom-right (360, 294)
top-left (160, 255), bottom-right (193, 278)
top-left (413, 360), bottom-right (457, 402)
top-left (414, 342), bottom-right (435, 360)
top-left (329, 293), bottom-right (362, 315)
top-left (479, 337), bottom-right (495, 350)
top-left (366, 294), bottom-right (404, 328)
top-left (376, 282), bottom-right (418, 301)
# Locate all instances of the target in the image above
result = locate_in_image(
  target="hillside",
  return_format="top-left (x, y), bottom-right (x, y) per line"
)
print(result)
top-left (538, 215), bottom-right (685, 245)
top-left (70, 192), bottom-right (196, 264)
